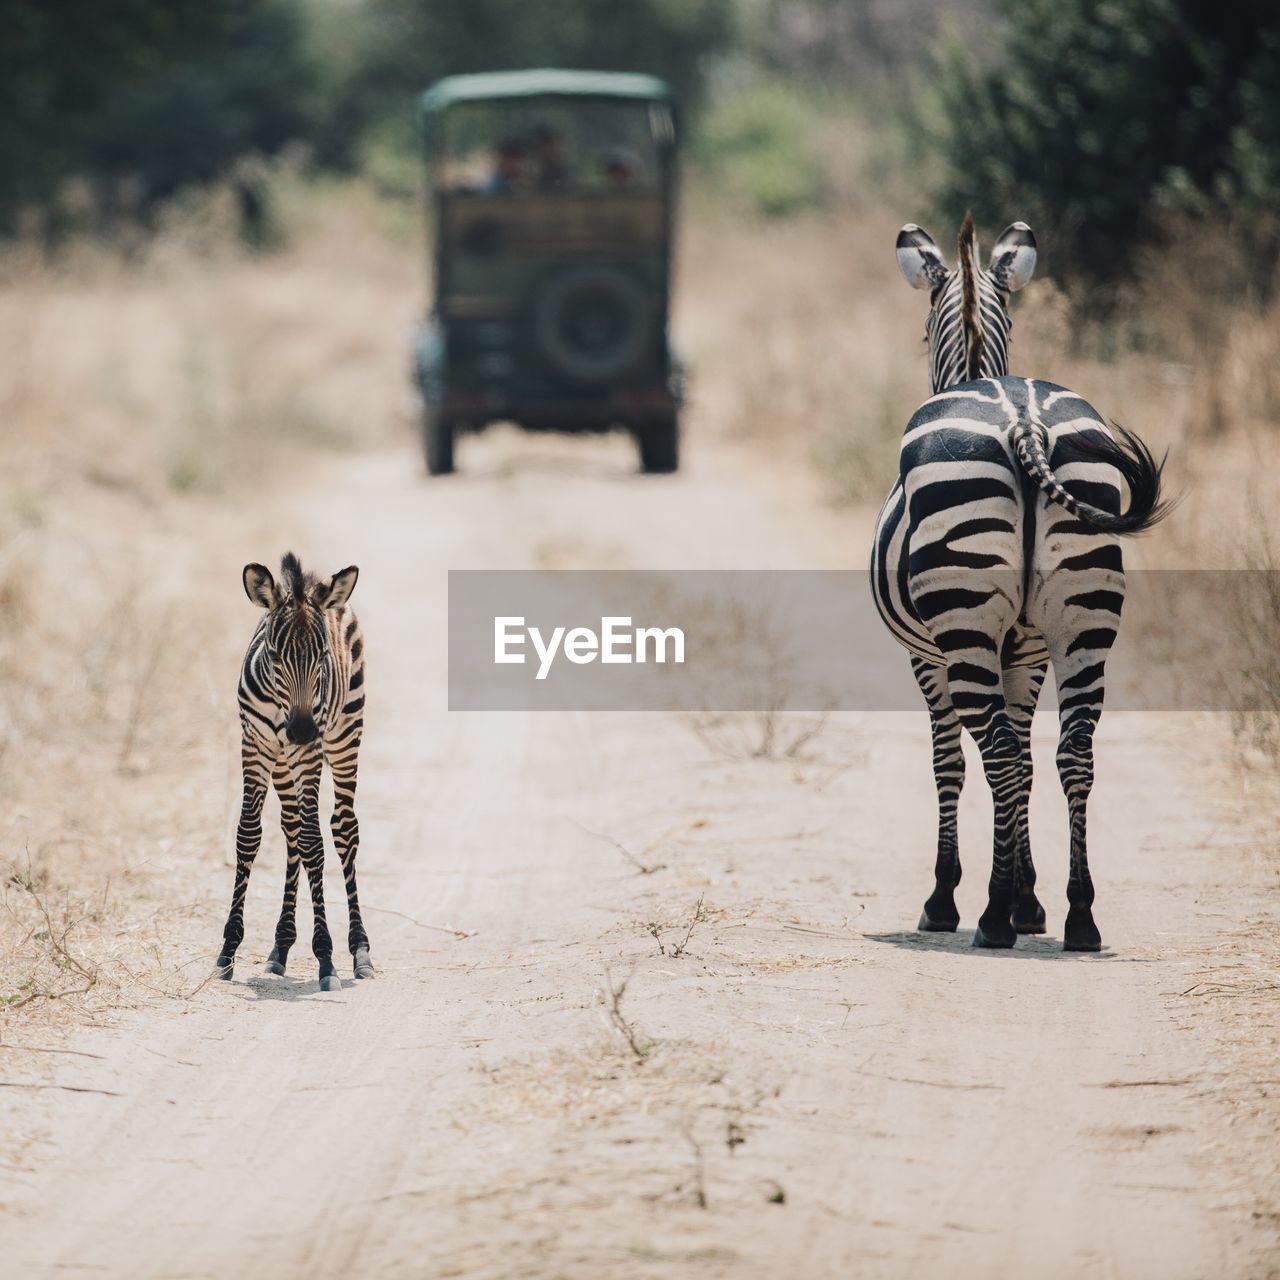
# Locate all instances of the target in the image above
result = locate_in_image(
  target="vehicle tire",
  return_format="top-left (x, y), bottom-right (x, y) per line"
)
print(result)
top-left (534, 265), bottom-right (653, 386)
top-left (637, 414), bottom-right (679, 474)
top-left (423, 405), bottom-right (455, 475)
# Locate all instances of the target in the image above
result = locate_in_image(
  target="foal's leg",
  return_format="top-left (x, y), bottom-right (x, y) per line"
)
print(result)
top-left (216, 742), bottom-right (271, 978)
top-left (912, 656), bottom-right (966, 932)
top-left (327, 732), bottom-right (373, 979)
top-left (289, 743), bottom-right (341, 990)
top-left (262, 765), bottom-right (303, 975)
top-left (1003, 661), bottom-right (1048, 934)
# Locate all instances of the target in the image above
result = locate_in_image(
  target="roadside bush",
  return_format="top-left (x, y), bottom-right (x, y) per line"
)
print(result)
top-left (693, 81), bottom-right (828, 217)
top-left (926, 0), bottom-right (1280, 294)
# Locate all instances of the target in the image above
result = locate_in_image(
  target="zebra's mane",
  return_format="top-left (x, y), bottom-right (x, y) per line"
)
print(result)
top-left (280, 552), bottom-right (315, 605)
top-left (958, 211), bottom-right (983, 382)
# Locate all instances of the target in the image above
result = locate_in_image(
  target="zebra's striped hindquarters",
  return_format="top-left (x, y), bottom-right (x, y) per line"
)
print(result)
top-left (873, 376), bottom-right (1130, 676)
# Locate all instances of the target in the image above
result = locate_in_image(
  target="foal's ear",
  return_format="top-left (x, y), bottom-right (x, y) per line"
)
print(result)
top-left (313, 565), bottom-right (359, 609)
top-left (896, 223), bottom-right (950, 291)
top-left (243, 563), bottom-right (279, 609)
top-left (988, 222), bottom-right (1037, 291)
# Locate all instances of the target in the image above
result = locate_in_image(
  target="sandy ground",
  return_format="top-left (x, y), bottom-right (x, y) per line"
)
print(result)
top-left (3, 424), bottom-right (1280, 1279)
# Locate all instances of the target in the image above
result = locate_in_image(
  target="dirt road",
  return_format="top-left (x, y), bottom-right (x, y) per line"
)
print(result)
top-left (4, 426), bottom-right (1279, 1278)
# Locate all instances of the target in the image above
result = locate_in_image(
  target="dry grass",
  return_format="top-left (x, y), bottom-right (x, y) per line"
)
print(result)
top-left (679, 208), bottom-right (1280, 564)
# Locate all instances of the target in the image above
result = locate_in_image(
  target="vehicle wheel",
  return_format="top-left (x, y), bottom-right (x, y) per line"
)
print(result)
top-left (637, 415), bottom-right (679, 474)
top-left (423, 405), bottom-right (455, 475)
top-left (534, 265), bottom-right (653, 386)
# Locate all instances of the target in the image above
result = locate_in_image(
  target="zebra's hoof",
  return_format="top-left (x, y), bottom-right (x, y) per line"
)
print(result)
top-left (353, 949), bottom-right (375, 979)
top-left (1012, 897), bottom-right (1047, 935)
top-left (213, 960), bottom-right (234, 980)
top-left (1063, 907), bottom-right (1102, 952)
top-left (319, 973), bottom-right (343, 992)
top-left (972, 917), bottom-right (1017, 949)
top-left (919, 887), bottom-right (959, 932)
top-left (918, 909), bottom-right (959, 933)
top-left (262, 959), bottom-right (286, 976)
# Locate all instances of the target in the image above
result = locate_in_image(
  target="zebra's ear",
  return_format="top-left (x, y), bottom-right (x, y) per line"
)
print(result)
top-left (989, 222), bottom-right (1037, 291)
top-left (896, 224), bottom-right (949, 291)
top-left (313, 565), bottom-right (359, 610)
top-left (243, 563), bottom-right (279, 610)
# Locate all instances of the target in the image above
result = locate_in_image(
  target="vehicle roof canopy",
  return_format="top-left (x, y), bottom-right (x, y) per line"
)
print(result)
top-left (421, 69), bottom-right (674, 114)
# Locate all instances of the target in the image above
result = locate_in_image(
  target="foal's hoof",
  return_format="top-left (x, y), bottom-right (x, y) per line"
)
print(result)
top-left (918, 909), bottom-right (959, 933)
top-left (972, 915), bottom-right (1017, 949)
top-left (262, 958), bottom-right (287, 976)
top-left (1012, 896), bottom-right (1047, 935)
top-left (353, 948), bottom-right (376, 980)
top-left (919, 889), bottom-right (959, 933)
top-left (1064, 907), bottom-right (1102, 952)
top-left (319, 973), bottom-right (343, 992)
top-left (213, 959), bottom-right (234, 981)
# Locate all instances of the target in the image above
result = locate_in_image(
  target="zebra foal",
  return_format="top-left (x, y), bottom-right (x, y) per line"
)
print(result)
top-left (215, 552), bottom-right (373, 990)
top-left (870, 214), bottom-right (1170, 951)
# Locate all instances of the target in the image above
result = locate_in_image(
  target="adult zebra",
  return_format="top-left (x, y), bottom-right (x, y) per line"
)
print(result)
top-left (215, 553), bottom-right (372, 990)
top-left (870, 214), bottom-right (1169, 951)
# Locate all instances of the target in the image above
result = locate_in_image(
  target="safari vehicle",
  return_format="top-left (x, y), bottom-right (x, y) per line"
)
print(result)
top-left (412, 70), bottom-right (683, 475)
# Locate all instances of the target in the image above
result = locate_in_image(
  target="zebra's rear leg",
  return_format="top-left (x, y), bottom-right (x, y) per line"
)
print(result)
top-left (1005, 661), bottom-right (1048, 935)
top-left (263, 850), bottom-right (299, 975)
top-left (934, 661), bottom-right (1023, 950)
top-left (1042, 620), bottom-right (1114, 952)
top-left (916, 602), bottom-right (1024, 948)
top-left (969, 715), bottom-right (1024, 949)
top-left (329, 754), bottom-right (374, 980)
top-left (1058, 715), bottom-right (1102, 952)
top-left (911, 657), bottom-right (964, 932)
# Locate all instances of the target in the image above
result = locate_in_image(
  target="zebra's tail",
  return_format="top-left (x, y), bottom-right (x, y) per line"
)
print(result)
top-left (1012, 411), bottom-right (1173, 534)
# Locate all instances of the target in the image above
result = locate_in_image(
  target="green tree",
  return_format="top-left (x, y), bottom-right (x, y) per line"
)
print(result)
top-left (0, 0), bottom-right (318, 233)
top-left (929, 0), bottom-right (1280, 291)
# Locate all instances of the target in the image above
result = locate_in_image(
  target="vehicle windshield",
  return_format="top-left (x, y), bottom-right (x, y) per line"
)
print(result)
top-left (436, 97), bottom-right (669, 195)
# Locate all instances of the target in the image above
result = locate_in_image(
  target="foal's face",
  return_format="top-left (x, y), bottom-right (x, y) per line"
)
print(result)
top-left (242, 558), bottom-right (359, 746)
top-left (265, 601), bottom-right (330, 745)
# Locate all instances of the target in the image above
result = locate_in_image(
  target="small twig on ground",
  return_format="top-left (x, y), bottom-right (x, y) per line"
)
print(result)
top-left (644, 894), bottom-right (709, 959)
top-left (682, 1126), bottom-right (708, 1208)
top-left (669, 895), bottom-right (707, 959)
top-left (365, 905), bottom-right (476, 938)
top-left (571, 819), bottom-right (667, 876)
top-left (0, 1044), bottom-right (106, 1060)
top-left (603, 967), bottom-right (652, 1061)
top-left (0, 1081), bottom-right (123, 1097)
top-left (142, 1046), bottom-right (199, 1067)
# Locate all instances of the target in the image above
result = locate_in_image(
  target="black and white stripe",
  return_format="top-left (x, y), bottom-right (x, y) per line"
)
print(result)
top-left (215, 552), bottom-right (371, 990)
top-left (871, 215), bottom-right (1169, 951)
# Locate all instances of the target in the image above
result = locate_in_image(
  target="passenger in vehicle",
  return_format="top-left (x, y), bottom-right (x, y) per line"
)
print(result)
top-left (531, 124), bottom-right (572, 190)
top-left (602, 147), bottom-right (640, 190)
top-left (485, 137), bottom-right (527, 193)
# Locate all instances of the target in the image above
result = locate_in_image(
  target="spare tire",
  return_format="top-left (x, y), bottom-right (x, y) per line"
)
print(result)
top-left (533, 265), bottom-right (654, 386)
